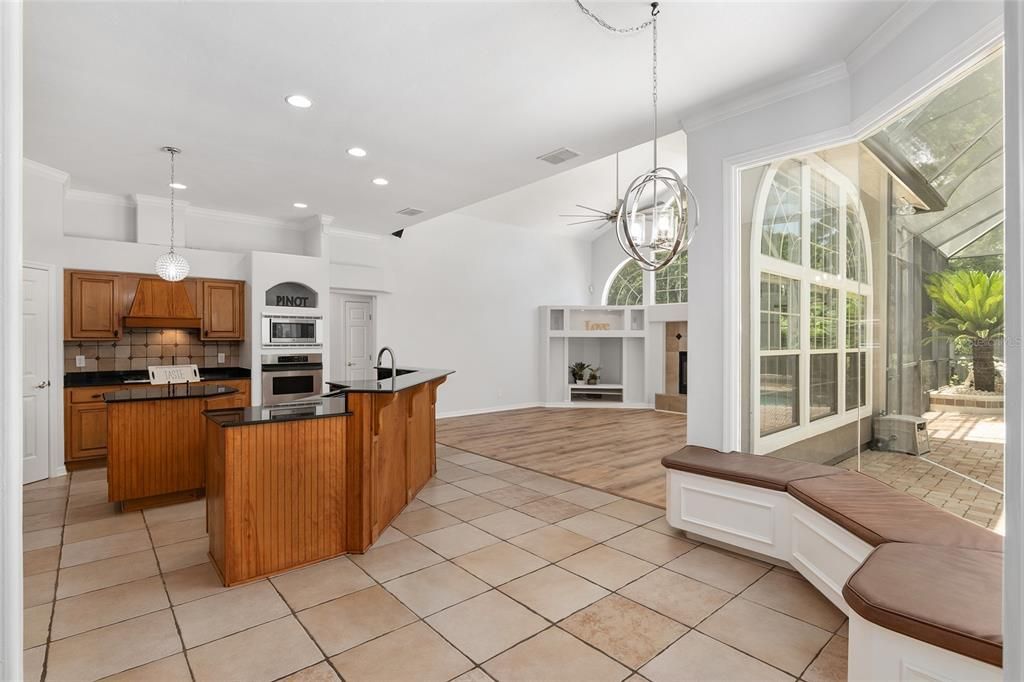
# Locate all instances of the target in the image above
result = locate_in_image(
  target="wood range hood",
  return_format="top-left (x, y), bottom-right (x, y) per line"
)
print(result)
top-left (122, 277), bottom-right (202, 329)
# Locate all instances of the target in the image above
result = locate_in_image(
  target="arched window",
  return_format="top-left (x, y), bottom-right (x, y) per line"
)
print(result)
top-left (604, 252), bottom-right (689, 305)
top-left (751, 156), bottom-right (872, 451)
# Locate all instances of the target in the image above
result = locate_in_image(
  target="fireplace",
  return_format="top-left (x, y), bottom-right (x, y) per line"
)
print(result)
top-left (655, 321), bottom-right (687, 413)
top-left (679, 351), bottom-right (688, 395)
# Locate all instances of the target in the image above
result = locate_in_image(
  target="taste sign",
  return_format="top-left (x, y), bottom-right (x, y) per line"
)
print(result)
top-left (265, 282), bottom-right (319, 308)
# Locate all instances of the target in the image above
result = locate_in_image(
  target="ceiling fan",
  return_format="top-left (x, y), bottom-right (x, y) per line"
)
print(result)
top-left (560, 153), bottom-right (622, 233)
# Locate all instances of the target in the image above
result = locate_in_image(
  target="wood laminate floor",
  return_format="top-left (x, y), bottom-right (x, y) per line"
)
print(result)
top-left (436, 408), bottom-right (687, 508)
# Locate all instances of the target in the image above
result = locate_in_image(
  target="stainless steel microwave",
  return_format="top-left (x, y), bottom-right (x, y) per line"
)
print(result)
top-left (261, 314), bottom-right (324, 347)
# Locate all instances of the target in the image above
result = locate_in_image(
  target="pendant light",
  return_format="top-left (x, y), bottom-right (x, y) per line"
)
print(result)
top-left (576, 1), bottom-right (699, 271)
top-left (154, 146), bottom-right (190, 281)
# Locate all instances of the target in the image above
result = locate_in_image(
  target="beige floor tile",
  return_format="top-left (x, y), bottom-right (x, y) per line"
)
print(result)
top-left (500, 565), bottom-right (608, 621)
top-left (142, 499), bottom-right (205, 526)
top-left (483, 627), bottom-right (629, 682)
top-left (469, 509), bottom-right (547, 539)
top-left (383, 561), bottom-right (489, 616)
top-left (391, 507), bottom-right (462, 536)
top-left (451, 669), bottom-right (495, 682)
top-left (453, 475), bottom-right (514, 494)
top-left (481, 484), bottom-right (547, 507)
top-left (24, 570), bottom-right (56, 607)
top-left (65, 501), bottom-right (120, 526)
top-left (46, 609), bottom-right (182, 682)
top-left (741, 570), bottom-right (845, 631)
top-left (596, 499), bottom-right (665, 525)
top-left (63, 512), bottom-right (146, 545)
top-left (561, 594), bottom-right (687, 669)
top-left (72, 467), bottom-right (107, 482)
top-left (24, 546), bottom-right (60, 576)
top-left (558, 544), bottom-right (656, 591)
top-left (435, 464), bottom-right (485, 483)
top-left (26, 473), bottom-right (71, 489)
top-left (280, 661), bottom-right (342, 682)
top-left (463, 459), bottom-right (515, 474)
top-left (516, 497), bottom-right (588, 523)
top-left (24, 602), bottom-right (52, 649)
top-left (438, 495), bottom-right (507, 521)
top-left (60, 529), bottom-right (152, 568)
top-left (836, 620), bottom-right (849, 637)
top-left (802, 634), bottom-right (849, 682)
top-left (555, 487), bottom-right (621, 509)
top-left (350, 538), bottom-right (445, 582)
top-left (24, 497), bottom-right (68, 516)
top-left (697, 598), bottom-right (831, 676)
top-left (416, 523), bottom-right (500, 558)
top-left (187, 616), bottom-right (323, 682)
top-left (51, 575), bottom-right (169, 640)
top-left (370, 525), bottom-right (408, 548)
top-left (425, 590), bottom-right (547, 664)
top-left (298, 585), bottom-right (417, 655)
top-left (492, 468), bottom-right (542, 484)
top-left (664, 545), bottom-right (770, 593)
top-left (163, 562), bottom-right (237, 605)
top-left (154, 537), bottom-right (209, 572)
top-left (174, 580), bottom-right (289, 648)
top-left (331, 621), bottom-right (473, 682)
top-left (516, 474), bottom-right (579, 495)
top-left (69, 478), bottom-right (108, 496)
top-left (640, 630), bottom-right (792, 682)
top-left (642, 516), bottom-right (689, 538)
top-left (619, 568), bottom-right (732, 627)
top-left (67, 490), bottom-right (109, 510)
top-left (24, 484), bottom-right (69, 502)
top-left (416, 483), bottom-right (476, 505)
top-left (402, 498), bottom-right (429, 512)
top-left (101, 653), bottom-right (192, 681)
top-left (271, 556), bottom-right (375, 611)
top-left (24, 527), bottom-right (63, 552)
top-left (57, 549), bottom-right (159, 599)
top-left (557, 511), bottom-right (634, 542)
top-left (605, 527), bottom-right (697, 565)
top-left (509, 525), bottom-right (596, 562)
top-left (23, 645), bottom-right (45, 682)
top-left (24, 510), bottom-right (66, 533)
top-left (440, 451), bottom-right (492, 467)
top-left (149, 517), bottom-right (207, 547)
top-left (453, 542), bottom-right (548, 586)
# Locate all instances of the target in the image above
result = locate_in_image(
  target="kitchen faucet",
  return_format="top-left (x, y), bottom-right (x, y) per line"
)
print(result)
top-left (376, 346), bottom-right (397, 390)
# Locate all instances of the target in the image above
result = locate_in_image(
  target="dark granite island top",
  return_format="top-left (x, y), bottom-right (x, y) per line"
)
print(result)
top-left (204, 396), bottom-right (351, 427)
top-left (66, 367), bottom-right (251, 388)
top-left (102, 383), bottom-right (240, 403)
top-left (326, 366), bottom-right (454, 394)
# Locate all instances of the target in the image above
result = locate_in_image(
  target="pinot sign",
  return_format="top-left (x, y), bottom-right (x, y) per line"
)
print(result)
top-left (265, 282), bottom-right (319, 308)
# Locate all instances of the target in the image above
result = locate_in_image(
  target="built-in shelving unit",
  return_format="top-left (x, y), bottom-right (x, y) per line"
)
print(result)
top-left (540, 306), bottom-right (648, 408)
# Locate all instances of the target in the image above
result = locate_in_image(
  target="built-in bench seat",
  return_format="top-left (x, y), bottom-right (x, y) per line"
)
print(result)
top-left (662, 446), bottom-right (1004, 680)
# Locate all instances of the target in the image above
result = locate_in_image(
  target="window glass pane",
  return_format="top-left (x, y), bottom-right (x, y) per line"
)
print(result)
top-left (846, 205), bottom-right (867, 282)
top-left (605, 260), bottom-right (643, 305)
top-left (846, 351), bottom-right (867, 410)
top-left (761, 160), bottom-right (802, 264)
top-left (810, 353), bottom-right (839, 420)
top-left (810, 170), bottom-right (840, 274)
top-left (654, 252), bottom-right (688, 303)
top-left (810, 285), bottom-right (839, 350)
top-left (846, 292), bottom-right (867, 348)
top-left (760, 355), bottom-right (799, 435)
top-left (760, 273), bottom-right (800, 350)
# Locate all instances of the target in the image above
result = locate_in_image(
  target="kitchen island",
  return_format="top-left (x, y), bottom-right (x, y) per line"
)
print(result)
top-left (204, 367), bottom-right (452, 586)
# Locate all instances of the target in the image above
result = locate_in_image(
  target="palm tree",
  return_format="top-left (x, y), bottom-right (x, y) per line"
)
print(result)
top-left (924, 270), bottom-right (1005, 392)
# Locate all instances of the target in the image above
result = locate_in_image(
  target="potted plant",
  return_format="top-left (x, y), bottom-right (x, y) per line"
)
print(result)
top-left (587, 366), bottom-right (601, 385)
top-left (569, 362), bottom-right (591, 385)
top-left (924, 269), bottom-right (1004, 392)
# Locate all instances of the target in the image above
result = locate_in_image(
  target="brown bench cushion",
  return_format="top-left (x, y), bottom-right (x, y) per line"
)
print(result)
top-left (788, 472), bottom-right (1003, 552)
top-left (662, 446), bottom-right (841, 492)
top-left (843, 543), bottom-right (1002, 666)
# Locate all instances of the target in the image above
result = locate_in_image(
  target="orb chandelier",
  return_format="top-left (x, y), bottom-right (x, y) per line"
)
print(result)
top-left (576, 0), bottom-right (699, 271)
top-left (154, 146), bottom-right (190, 282)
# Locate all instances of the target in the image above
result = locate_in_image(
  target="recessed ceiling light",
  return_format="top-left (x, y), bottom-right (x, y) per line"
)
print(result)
top-left (372, 177), bottom-right (389, 186)
top-left (293, 202), bottom-right (308, 208)
top-left (285, 94), bottom-right (312, 109)
top-left (347, 147), bottom-right (367, 158)
top-left (169, 182), bottom-right (187, 190)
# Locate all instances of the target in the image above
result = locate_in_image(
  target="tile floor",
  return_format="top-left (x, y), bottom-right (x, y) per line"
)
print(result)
top-left (22, 445), bottom-right (848, 681)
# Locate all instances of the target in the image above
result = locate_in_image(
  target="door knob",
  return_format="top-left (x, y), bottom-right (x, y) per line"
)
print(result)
top-left (35, 380), bottom-right (50, 389)
top-left (347, 362), bottom-right (354, 366)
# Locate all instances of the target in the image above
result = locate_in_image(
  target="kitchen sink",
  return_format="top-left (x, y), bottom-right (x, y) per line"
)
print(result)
top-left (374, 367), bottom-right (416, 380)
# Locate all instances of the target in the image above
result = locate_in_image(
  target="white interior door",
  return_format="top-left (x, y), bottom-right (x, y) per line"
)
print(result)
top-left (344, 300), bottom-right (374, 381)
top-left (22, 267), bottom-right (51, 484)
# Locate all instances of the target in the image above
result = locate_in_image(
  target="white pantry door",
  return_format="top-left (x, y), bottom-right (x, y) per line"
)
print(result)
top-left (344, 300), bottom-right (374, 381)
top-left (22, 266), bottom-right (51, 483)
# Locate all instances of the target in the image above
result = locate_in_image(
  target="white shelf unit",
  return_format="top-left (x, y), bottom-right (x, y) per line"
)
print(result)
top-left (540, 306), bottom-right (648, 408)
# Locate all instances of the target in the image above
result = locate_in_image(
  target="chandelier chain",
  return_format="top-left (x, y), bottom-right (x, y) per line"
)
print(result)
top-left (169, 150), bottom-right (176, 253)
top-left (573, 0), bottom-right (654, 34)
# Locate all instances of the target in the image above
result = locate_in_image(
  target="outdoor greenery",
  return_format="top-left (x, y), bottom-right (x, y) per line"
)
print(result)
top-left (924, 269), bottom-right (1005, 392)
top-left (606, 251), bottom-right (688, 306)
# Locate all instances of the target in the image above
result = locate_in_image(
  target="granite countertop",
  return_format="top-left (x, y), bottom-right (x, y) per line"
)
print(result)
top-left (65, 367), bottom-right (251, 388)
top-left (103, 384), bottom-right (240, 403)
top-left (204, 396), bottom-right (351, 427)
top-left (326, 367), bottom-right (454, 394)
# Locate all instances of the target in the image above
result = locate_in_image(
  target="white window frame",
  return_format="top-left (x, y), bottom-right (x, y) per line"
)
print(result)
top-left (750, 155), bottom-right (873, 454)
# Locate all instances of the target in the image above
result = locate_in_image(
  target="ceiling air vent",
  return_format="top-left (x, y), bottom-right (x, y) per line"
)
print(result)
top-left (396, 207), bottom-right (425, 217)
top-left (537, 147), bottom-right (581, 165)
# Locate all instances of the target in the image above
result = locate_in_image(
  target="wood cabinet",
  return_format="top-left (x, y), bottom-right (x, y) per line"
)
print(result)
top-left (65, 272), bottom-right (122, 340)
top-left (200, 280), bottom-right (245, 340)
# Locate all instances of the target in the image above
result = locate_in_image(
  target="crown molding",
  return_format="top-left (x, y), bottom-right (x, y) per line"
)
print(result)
top-left (845, 0), bottom-right (936, 75)
top-left (679, 62), bottom-right (849, 133)
top-left (187, 204), bottom-right (301, 230)
top-left (326, 226), bottom-right (384, 241)
top-left (132, 193), bottom-right (191, 211)
top-left (24, 159), bottom-right (70, 185)
top-left (65, 188), bottom-right (133, 207)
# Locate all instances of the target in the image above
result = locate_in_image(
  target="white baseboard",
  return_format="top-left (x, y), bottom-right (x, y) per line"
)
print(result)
top-left (436, 402), bottom-right (542, 419)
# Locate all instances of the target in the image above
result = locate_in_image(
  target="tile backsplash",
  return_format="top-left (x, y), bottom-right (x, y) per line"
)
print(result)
top-left (64, 329), bottom-right (242, 373)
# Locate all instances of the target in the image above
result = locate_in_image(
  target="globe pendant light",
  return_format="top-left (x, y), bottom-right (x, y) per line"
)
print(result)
top-left (577, 1), bottom-right (699, 271)
top-left (154, 146), bottom-right (190, 281)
